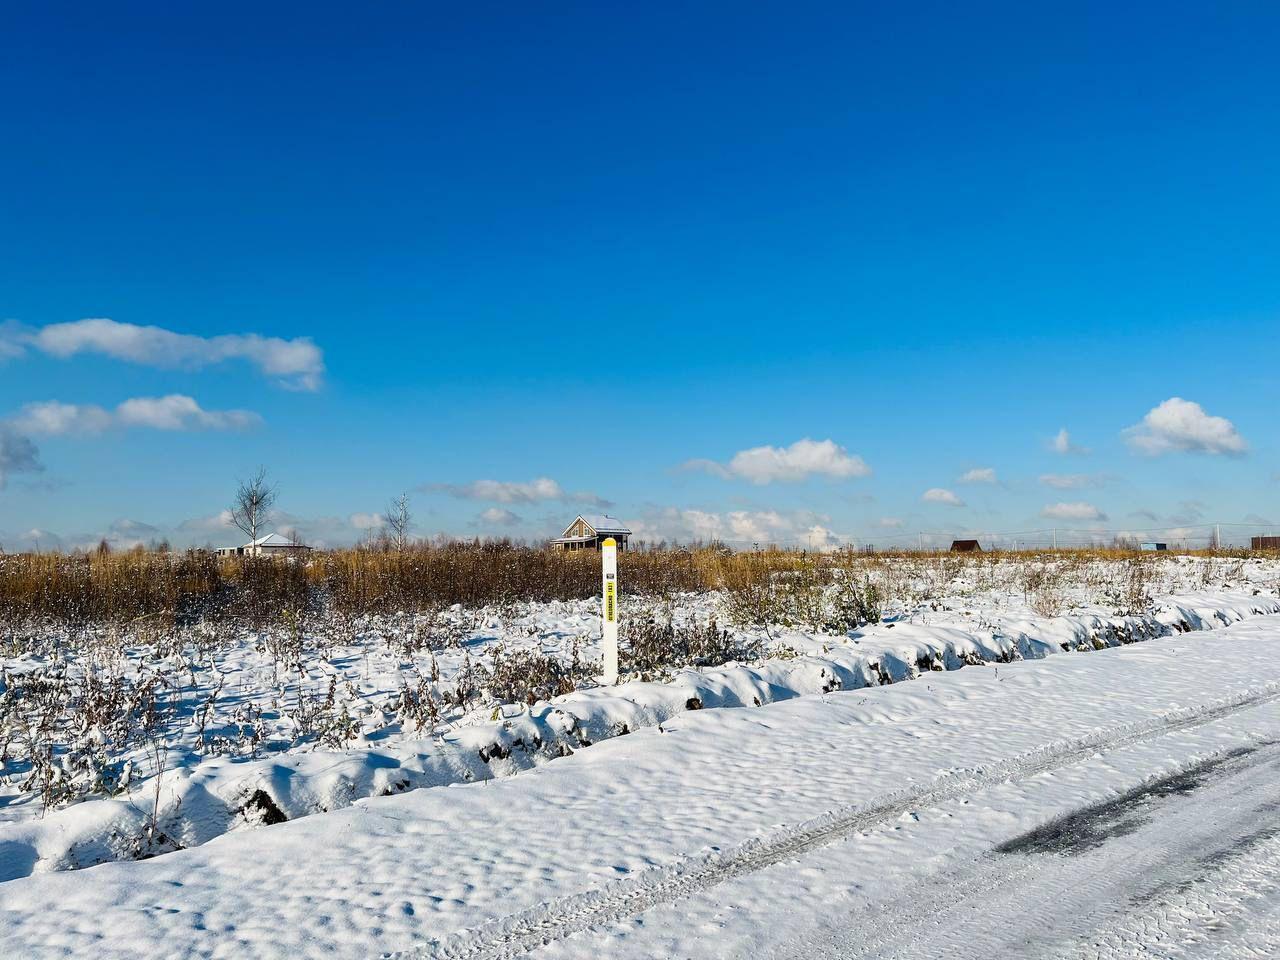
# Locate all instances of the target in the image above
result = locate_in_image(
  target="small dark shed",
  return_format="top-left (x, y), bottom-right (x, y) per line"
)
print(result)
top-left (950, 539), bottom-right (982, 553)
top-left (1253, 536), bottom-right (1280, 551)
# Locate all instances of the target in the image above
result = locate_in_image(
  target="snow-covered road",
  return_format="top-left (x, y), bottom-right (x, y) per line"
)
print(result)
top-left (5, 612), bottom-right (1280, 958)
top-left (773, 737), bottom-right (1280, 959)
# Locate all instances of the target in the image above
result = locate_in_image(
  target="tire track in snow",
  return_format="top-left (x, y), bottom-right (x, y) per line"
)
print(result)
top-left (390, 680), bottom-right (1280, 960)
top-left (773, 739), bottom-right (1280, 959)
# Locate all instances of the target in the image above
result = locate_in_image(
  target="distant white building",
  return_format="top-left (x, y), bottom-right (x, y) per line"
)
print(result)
top-left (550, 515), bottom-right (632, 552)
top-left (216, 532), bottom-right (311, 558)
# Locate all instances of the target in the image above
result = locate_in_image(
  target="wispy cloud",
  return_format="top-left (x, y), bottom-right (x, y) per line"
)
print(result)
top-left (683, 438), bottom-right (870, 485)
top-left (478, 507), bottom-right (522, 526)
top-left (922, 487), bottom-right (965, 507)
top-left (426, 477), bottom-right (611, 507)
top-left (10, 395), bottom-right (261, 435)
top-left (1039, 472), bottom-right (1107, 490)
top-left (1123, 398), bottom-right (1247, 456)
top-left (1049, 428), bottom-right (1088, 455)
top-left (1040, 501), bottom-right (1107, 521)
top-left (957, 467), bottom-right (997, 484)
top-left (176, 510), bottom-right (237, 533)
top-left (2, 318), bottom-right (325, 391)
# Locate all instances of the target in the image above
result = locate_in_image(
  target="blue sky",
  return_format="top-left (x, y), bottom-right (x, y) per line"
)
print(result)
top-left (1, 1), bottom-right (1277, 550)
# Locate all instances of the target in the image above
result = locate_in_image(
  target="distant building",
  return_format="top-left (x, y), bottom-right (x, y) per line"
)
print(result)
top-left (950, 539), bottom-right (982, 553)
top-left (217, 532), bottom-right (311, 558)
top-left (550, 515), bottom-right (632, 552)
top-left (1140, 541), bottom-right (1168, 552)
top-left (1252, 536), bottom-right (1280, 551)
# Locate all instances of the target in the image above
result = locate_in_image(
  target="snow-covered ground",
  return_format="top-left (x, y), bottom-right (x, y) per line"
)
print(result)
top-left (1, 555), bottom-right (1278, 883)
top-left (4, 596), bottom-right (1280, 957)
top-left (2, 555), bottom-right (1280, 956)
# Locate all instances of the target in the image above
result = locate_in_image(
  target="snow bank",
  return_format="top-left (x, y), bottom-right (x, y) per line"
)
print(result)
top-left (1, 590), bottom-right (1277, 883)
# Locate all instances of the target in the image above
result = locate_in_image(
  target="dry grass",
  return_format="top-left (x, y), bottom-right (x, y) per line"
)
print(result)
top-left (0, 543), bottom-right (1265, 630)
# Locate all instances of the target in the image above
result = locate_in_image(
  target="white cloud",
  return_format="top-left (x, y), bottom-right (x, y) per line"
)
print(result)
top-left (9, 401), bottom-right (114, 436)
top-left (877, 517), bottom-right (904, 528)
top-left (12, 509), bottom-right (405, 554)
top-left (465, 478), bottom-right (562, 503)
top-left (1040, 501), bottom-right (1108, 521)
top-left (479, 507), bottom-right (522, 526)
top-left (922, 488), bottom-right (965, 507)
top-left (9, 395), bottom-right (261, 435)
top-left (428, 477), bottom-right (611, 507)
top-left (176, 510), bottom-right (237, 533)
top-left (684, 438), bottom-right (871, 485)
top-left (266, 511), bottom-right (386, 549)
top-left (1124, 397), bottom-right (1247, 456)
top-left (957, 467), bottom-right (997, 484)
top-left (627, 506), bottom-right (843, 549)
top-left (1039, 473), bottom-right (1105, 489)
top-left (349, 512), bottom-right (385, 530)
top-left (116, 396), bottom-right (261, 431)
top-left (1049, 428), bottom-right (1088, 455)
top-left (725, 510), bottom-right (789, 542)
top-left (5, 318), bottom-right (325, 391)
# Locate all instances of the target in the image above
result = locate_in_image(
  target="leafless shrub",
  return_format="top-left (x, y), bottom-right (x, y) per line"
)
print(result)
top-left (396, 676), bottom-right (441, 733)
top-left (485, 642), bottom-right (586, 705)
top-left (823, 572), bottom-right (883, 633)
top-left (623, 609), bottom-right (757, 674)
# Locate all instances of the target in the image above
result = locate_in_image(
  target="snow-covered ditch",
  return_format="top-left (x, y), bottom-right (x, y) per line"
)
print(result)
top-left (1, 584), bottom-right (1277, 883)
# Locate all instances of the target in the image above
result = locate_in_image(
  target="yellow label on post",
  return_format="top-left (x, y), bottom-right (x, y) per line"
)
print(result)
top-left (600, 536), bottom-right (619, 684)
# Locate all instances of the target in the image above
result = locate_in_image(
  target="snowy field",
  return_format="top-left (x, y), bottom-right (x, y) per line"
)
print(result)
top-left (1, 553), bottom-right (1278, 881)
top-left (2, 553), bottom-right (1280, 957)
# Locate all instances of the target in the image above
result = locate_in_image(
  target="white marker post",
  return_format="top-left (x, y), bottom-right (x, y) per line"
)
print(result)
top-left (600, 537), bottom-right (619, 685)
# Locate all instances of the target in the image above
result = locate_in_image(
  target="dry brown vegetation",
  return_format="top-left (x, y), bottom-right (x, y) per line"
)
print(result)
top-left (0, 543), bottom-right (1266, 631)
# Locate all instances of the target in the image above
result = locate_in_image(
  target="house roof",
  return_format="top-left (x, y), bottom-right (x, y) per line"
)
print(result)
top-left (245, 532), bottom-right (306, 548)
top-left (578, 514), bottom-right (631, 535)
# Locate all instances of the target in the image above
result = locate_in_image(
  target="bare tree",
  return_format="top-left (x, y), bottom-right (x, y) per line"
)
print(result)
top-left (384, 492), bottom-right (412, 552)
top-left (230, 467), bottom-right (277, 546)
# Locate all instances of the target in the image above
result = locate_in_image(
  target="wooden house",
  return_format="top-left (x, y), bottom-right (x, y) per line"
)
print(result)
top-left (550, 515), bottom-right (632, 552)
